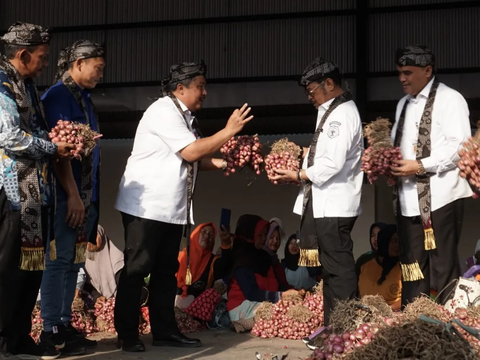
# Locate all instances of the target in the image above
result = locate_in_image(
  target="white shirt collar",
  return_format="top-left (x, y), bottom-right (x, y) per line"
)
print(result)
top-left (176, 98), bottom-right (194, 124)
top-left (319, 97), bottom-right (336, 111)
top-left (409, 76), bottom-right (435, 102)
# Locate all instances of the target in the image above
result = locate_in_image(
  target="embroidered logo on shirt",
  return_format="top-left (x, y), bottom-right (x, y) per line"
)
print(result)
top-left (390, 284), bottom-right (400, 295)
top-left (327, 121), bottom-right (341, 139)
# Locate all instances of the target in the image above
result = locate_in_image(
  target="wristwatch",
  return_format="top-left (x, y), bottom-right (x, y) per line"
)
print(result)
top-left (297, 170), bottom-right (303, 182)
top-left (416, 160), bottom-right (426, 176)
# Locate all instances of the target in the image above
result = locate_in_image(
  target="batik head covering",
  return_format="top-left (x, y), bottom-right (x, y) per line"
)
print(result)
top-left (54, 40), bottom-right (104, 83)
top-left (0, 21), bottom-right (50, 46)
top-left (160, 60), bottom-right (207, 97)
top-left (395, 44), bottom-right (436, 69)
top-left (299, 57), bottom-right (342, 87)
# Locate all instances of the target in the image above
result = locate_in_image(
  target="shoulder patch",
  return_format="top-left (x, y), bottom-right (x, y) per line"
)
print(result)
top-left (327, 122), bottom-right (340, 139)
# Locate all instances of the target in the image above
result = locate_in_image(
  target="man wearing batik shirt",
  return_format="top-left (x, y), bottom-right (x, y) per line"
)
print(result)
top-left (0, 22), bottom-right (74, 359)
top-left (390, 45), bottom-right (472, 306)
top-left (40, 40), bottom-right (105, 355)
top-left (271, 58), bottom-right (363, 325)
top-left (114, 61), bottom-right (253, 352)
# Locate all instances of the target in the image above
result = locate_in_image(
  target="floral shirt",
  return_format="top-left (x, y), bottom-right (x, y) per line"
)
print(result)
top-left (0, 69), bottom-right (57, 210)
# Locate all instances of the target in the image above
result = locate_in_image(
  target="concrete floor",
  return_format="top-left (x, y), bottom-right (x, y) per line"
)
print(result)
top-left (72, 331), bottom-right (312, 360)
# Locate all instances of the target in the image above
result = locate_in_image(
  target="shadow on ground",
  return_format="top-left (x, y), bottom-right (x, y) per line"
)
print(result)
top-left (67, 330), bottom-right (311, 360)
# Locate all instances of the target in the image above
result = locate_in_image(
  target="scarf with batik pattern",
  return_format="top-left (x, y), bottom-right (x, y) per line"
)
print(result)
top-left (159, 61), bottom-right (206, 285)
top-left (392, 78), bottom-right (439, 281)
top-left (49, 71), bottom-right (100, 265)
top-left (0, 56), bottom-right (54, 271)
top-left (393, 45), bottom-right (438, 281)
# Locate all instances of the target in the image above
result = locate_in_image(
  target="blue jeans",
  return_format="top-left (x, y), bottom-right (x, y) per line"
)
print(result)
top-left (40, 201), bottom-right (98, 332)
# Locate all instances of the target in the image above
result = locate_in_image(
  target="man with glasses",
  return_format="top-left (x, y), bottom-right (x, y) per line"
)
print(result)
top-left (272, 57), bottom-right (363, 325)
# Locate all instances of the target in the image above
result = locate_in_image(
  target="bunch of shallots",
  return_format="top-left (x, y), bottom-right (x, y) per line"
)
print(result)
top-left (458, 123), bottom-right (480, 198)
top-left (174, 307), bottom-right (204, 334)
top-left (264, 138), bottom-right (301, 185)
top-left (94, 298), bottom-right (116, 334)
top-left (48, 120), bottom-right (102, 159)
top-left (30, 306), bottom-right (42, 343)
top-left (361, 118), bottom-right (402, 185)
top-left (220, 135), bottom-right (263, 176)
top-left (251, 292), bottom-right (324, 340)
top-left (139, 306), bottom-right (151, 335)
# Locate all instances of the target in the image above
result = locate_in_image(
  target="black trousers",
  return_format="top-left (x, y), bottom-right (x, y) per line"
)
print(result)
top-left (314, 216), bottom-right (358, 325)
top-left (114, 212), bottom-right (183, 341)
top-left (398, 198), bottom-right (464, 307)
top-left (0, 188), bottom-right (43, 352)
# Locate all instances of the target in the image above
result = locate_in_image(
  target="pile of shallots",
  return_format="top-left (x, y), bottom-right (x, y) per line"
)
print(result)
top-left (361, 118), bottom-right (402, 185)
top-left (48, 120), bottom-right (101, 159)
top-left (304, 296), bottom-right (480, 360)
top-left (94, 298), bottom-right (116, 334)
top-left (251, 292), bottom-right (324, 340)
top-left (458, 123), bottom-right (480, 198)
top-left (220, 135), bottom-right (263, 176)
top-left (265, 138), bottom-right (301, 185)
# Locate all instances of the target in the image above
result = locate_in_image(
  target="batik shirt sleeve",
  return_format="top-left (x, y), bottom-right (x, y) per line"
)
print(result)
top-left (0, 79), bottom-right (57, 159)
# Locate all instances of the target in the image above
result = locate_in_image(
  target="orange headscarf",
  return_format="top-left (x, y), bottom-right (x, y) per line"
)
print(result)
top-left (177, 223), bottom-right (216, 297)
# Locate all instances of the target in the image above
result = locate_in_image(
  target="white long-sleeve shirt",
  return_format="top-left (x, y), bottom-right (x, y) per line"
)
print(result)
top-left (391, 77), bottom-right (472, 217)
top-left (293, 98), bottom-right (363, 218)
top-left (115, 97), bottom-right (198, 224)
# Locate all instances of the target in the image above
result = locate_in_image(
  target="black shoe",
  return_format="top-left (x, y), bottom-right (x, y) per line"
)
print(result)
top-left (118, 339), bottom-right (145, 353)
top-left (37, 333), bottom-right (62, 360)
top-left (0, 352), bottom-right (21, 360)
top-left (65, 324), bottom-right (97, 348)
top-left (14, 343), bottom-right (60, 360)
top-left (38, 331), bottom-right (65, 356)
top-left (39, 329), bottom-right (64, 351)
top-left (59, 341), bottom-right (85, 357)
top-left (152, 334), bottom-right (202, 348)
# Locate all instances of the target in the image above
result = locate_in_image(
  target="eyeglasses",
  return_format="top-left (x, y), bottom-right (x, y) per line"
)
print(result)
top-left (304, 82), bottom-right (324, 97)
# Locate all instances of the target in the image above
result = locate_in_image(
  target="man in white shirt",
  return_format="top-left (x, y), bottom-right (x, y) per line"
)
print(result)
top-left (390, 45), bottom-right (472, 306)
top-left (114, 61), bottom-right (253, 352)
top-left (272, 58), bottom-right (363, 324)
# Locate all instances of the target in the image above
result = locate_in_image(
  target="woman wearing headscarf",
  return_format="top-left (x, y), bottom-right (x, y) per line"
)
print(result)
top-left (282, 234), bottom-right (321, 290)
top-left (227, 215), bottom-right (297, 333)
top-left (270, 217), bottom-right (286, 243)
top-left (358, 224), bottom-right (402, 310)
top-left (84, 225), bottom-right (124, 301)
top-left (355, 223), bottom-right (387, 276)
top-left (175, 223), bottom-right (233, 308)
top-left (263, 221), bottom-right (290, 290)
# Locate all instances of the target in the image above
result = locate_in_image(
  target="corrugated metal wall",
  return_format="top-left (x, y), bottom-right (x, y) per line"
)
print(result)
top-left (370, 0), bottom-right (473, 7)
top-left (2, 0), bottom-right (478, 86)
top-left (0, 0), bottom-right (106, 28)
top-left (35, 16), bottom-right (355, 86)
top-left (369, 7), bottom-right (480, 72)
top-left (1, 0), bottom-right (355, 29)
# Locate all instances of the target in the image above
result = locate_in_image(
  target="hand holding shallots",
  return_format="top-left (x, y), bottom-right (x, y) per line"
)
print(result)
top-left (220, 135), bottom-right (263, 176)
top-left (49, 120), bottom-right (102, 160)
top-left (361, 118), bottom-right (402, 185)
top-left (457, 123), bottom-right (480, 198)
top-left (265, 138), bottom-right (301, 185)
